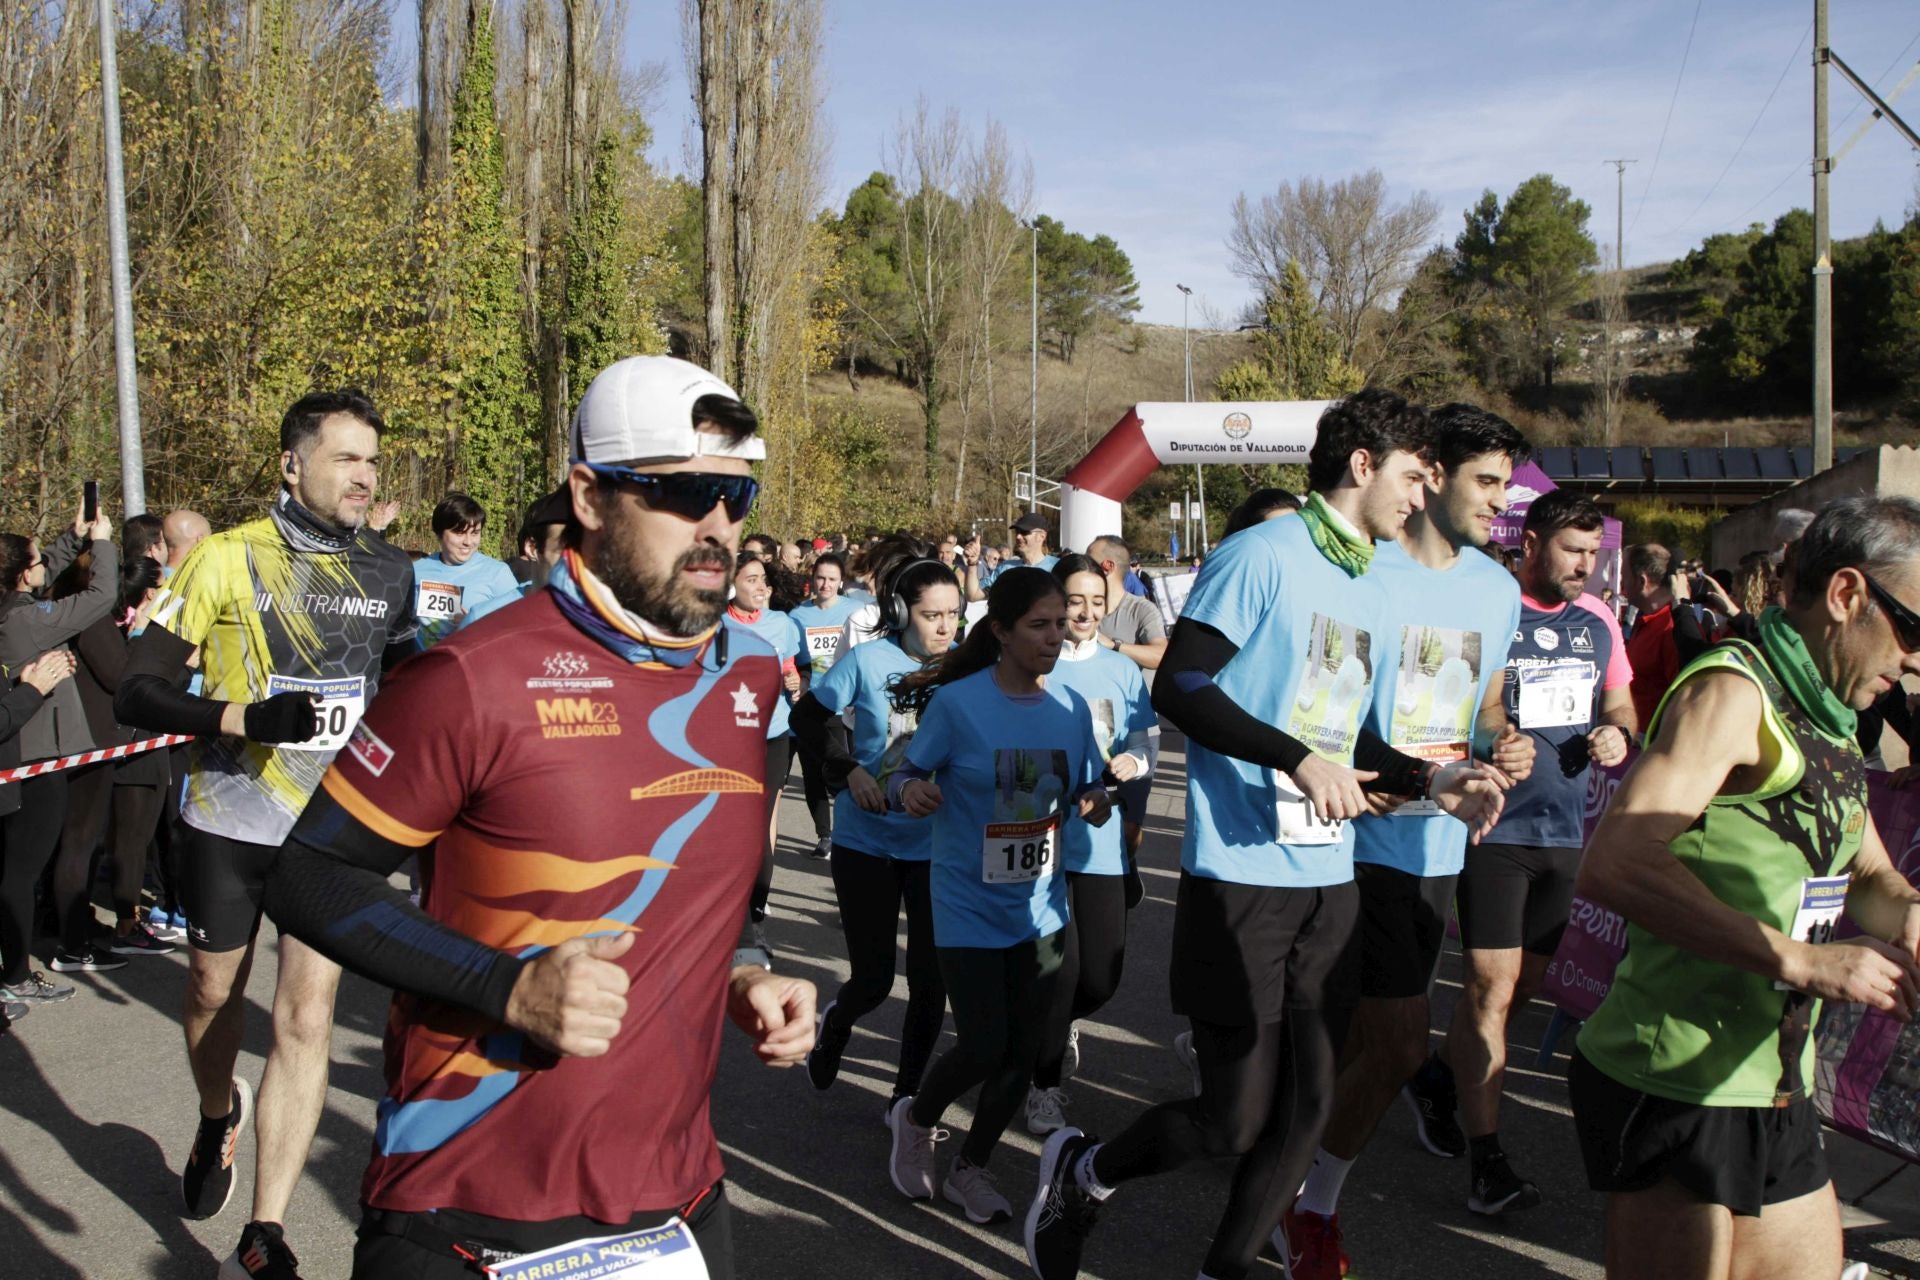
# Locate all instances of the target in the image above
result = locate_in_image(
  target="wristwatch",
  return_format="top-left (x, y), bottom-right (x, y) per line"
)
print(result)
top-left (732, 945), bottom-right (773, 972)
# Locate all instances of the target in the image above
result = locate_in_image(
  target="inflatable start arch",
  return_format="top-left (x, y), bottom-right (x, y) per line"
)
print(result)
top-left (1058, 401), bottom-right (1331, 551)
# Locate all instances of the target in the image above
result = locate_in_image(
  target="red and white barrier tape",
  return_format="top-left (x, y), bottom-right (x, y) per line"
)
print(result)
top-left (0, 734), bottom-right (193, 784)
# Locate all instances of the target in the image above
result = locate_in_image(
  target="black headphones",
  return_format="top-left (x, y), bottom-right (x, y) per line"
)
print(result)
top-left (884, 558), bottom-right (953, 632)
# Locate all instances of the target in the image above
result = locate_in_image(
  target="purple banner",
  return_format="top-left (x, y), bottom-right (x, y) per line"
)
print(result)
top-left (1542, 754), bottom-right (1635, 1020)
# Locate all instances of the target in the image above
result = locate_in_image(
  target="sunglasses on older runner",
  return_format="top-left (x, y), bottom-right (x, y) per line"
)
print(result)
top-left (1862, 570), bottom-right (1920, 652)
top-left (581, 464), bottom-right (759, 522)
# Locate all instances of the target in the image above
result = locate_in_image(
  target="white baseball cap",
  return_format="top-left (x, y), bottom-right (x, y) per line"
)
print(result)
top-left (571, 356), bottom-right (766, 465)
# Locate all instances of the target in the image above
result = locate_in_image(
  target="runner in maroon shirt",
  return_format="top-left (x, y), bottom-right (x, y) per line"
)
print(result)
top-left (265, 356), bottom-right (815, 1280)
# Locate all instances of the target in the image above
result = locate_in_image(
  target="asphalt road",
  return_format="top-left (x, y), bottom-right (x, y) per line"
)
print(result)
top-left (2, 733), bottom-right (1916, 1279)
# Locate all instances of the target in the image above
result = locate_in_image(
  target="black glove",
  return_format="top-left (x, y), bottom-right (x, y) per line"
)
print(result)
top-left (244, 691), bottom-right (320, 744)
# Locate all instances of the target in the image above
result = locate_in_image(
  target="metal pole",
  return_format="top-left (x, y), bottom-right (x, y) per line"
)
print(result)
top-left (1029, 221), bottom-right (1039, 512)
top-left (1813, 0), bottom-right (1834, 472)
top-left (1177, 284), bottom-right (1193, 400)
top-left (98, 0), bottom-right (147, 515)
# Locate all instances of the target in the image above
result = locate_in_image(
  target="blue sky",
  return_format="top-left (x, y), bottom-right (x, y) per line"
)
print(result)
top-left (620, 0), bottom-right (1919, 326)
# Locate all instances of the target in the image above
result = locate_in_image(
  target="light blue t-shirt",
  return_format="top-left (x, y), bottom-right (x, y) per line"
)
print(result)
top-left (1046, 644), bottom-right (1157, 875)
top-left (981, 555), bottom-right (1058, 589)
top-left (1179, 513), bottom-right (1387, 888)
top-left (903, 667), bottom-right (1104, 947)
top-left (812, 636), bottom-right (937, 860)
top-left (1353, 541), bottom-right (1521, 877)
top-left (458, 581), bottom-right (532, 630)
top-left (788, 596), bottom-right (862, 679)
top-left (411, 551), bottom-right (521, 649)
top-left (728, 607), bottom-right (799, 738)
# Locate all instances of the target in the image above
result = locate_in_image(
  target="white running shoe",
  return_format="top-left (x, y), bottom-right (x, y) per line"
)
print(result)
top-left (1060, 1023), bottom-right (1081, 1080)
top-left (1172, 1030), bottom-right (1203, 1096)
top-left (887, 1095), bottom-right (943, 1200)
top-left (943, 1156), bottom-right (1013, 1224)
top-left (1025, 1085), bottom-right (1069, 1135)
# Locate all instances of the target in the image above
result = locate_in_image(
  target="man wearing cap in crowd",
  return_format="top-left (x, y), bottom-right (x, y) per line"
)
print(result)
top-left (265, 353), bottom-right (814, 1278)
top-left (966, 512), bottom-right (1057, 601)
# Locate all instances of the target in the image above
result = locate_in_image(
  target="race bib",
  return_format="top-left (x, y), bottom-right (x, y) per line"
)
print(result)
top-left (484, 1218), bottom-right (707, 1280)
top-left (982, 818), bottom-right (1059, 884)
top-left (265, 674), bottom-right (365, 753)
top-left (1389, 741), bottom-right (1467, 819)
top-left (805, 626), bottom-right (843, 672)
top-left (1273, 770), bottom-right (1343, 846)
top-left (416, 579), bottom-right (463, 621)
top-left (1774, 875), bottom-right (1851, 992)
top-left (1516, 660), bottom-right (1594, 730)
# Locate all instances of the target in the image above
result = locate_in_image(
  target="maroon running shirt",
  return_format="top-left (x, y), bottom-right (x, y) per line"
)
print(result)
top-left (320, 590), bottom-right (781, 1222)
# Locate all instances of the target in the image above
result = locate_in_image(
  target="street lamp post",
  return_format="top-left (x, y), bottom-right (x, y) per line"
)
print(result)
top-left (1177, 284), bottom-right (1207, 555)
top-left (1028, 220), bottom-right (1039, 513)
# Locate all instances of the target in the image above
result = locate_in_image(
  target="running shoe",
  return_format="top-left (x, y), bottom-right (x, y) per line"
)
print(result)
top-left (1467, 1152), bottom-right (1542, 1216)
top-left (1402, 1052), bottom-right (1466, 1158)
top-left (182, 1078), bottom-right (253, 1220)
top-left (1060, 1024), bottom-right (1081, 1081)
top-left (1, 998), bottom-right (28, 1027)
top-left (110, 923), bottom-right (178, 956)
top-left (810, 836), bottom-right (832, 860)
top-left (1, 971), bottom-right (75, 1004)
top-left (1274, 1201), bottom-right (1349, 1279)
top-left (218, 1220), bottom-right (302, 1279)
top-left (145, 907), bottom-right (184, 941)
top-left (1024, 1126), bottom-right (1103, 1280)
top-left (1025, 1085), bottom-right (1069, 1136)
top-left (807, 1000), bottom-right (850, 1091)
top-left (943, 1157), bottom-right (1013, 1224)
top-left (49, 944), bottom-right (127, 973)
top-left (1171, 1030), bottom-right (1203, 1097)
top-left (887, 1095), bottom-right (944, 1200)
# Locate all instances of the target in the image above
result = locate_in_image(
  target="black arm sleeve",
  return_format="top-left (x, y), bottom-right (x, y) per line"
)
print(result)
top-left (1151, 619), bottom-right (1430, 792)
top-left (789, 691), bottom-right (858, 788)
top-left (0, 682), bottom-right (45, 747)
top-left (1151, 620), bottom-right (1312, 773)
top-left (115, 625), bottom-right (228, 737)
top-left (264, 789), bottom-right (527, 1021)
top-left (1672, 603), bottom-right (1713, 665)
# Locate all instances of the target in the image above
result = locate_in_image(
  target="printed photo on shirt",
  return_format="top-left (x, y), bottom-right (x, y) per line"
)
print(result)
top-left (994, 748), bottom-right (1070, 824)
top-left (1393, 624), bottom-right (1481, 747)
top-left (1088, 698), bottom-right (1116, 759)
top-left (1287, 612), bottom-right (1374, 758)
top-left (875, 707), bottom-right (920, 781)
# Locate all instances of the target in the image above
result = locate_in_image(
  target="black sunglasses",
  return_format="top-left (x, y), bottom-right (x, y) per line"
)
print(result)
top-left (582, 464), bottom-right (758, 522)
top-left (1862, 570), bottom-right (1920, 652)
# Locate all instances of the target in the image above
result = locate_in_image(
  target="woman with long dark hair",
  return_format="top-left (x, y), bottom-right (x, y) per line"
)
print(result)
top-left (1023, 555), bottom-right (1159, 1137)
top-left (792, 557), bottom-right (961, 1114)
top-left (882, 567), bottom-right (1112, 1227)
top-left (0, 502), bottom-right (118, 1004)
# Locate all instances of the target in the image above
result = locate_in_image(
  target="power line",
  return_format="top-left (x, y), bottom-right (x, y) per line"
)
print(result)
top-left (1720, 26), bottom-right (1920, 233)
top-left (1664, 19), bottom-right (1811, 236)
top-left (1630, 0), bottom-right (1706, 236)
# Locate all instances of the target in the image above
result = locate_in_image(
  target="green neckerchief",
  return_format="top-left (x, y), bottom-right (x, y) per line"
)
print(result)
top-left (1299, 492), bottom-right (1374, 578)
top-left (1757, 605), bottom-right (1857, 739)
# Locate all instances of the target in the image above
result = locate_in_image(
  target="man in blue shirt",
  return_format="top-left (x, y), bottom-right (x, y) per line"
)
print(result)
top-left (1024, 390), bottom-right (1508, 1280)
top-left (411, 492), bottom-right (521, 649)
top-left (1283, 405), bottom-right (1536, 1278)
top-left (968, 513), bottom-right (1058, 601)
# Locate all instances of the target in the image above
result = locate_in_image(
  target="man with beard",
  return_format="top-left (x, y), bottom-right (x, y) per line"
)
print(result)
top-left (263, 356), bottom-right (815, 1279)
top-left (1407, 487), bottom-right (1636, 1218)
top-left (116, 390), bottom-right (418, 1279)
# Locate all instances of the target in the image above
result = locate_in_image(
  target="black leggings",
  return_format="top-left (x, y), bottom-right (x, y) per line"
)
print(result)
top-left (911, 931), bottom-right (1064, 1167)
top-left (1091, 1008), bottom-right (1352, 1280)
top-left (0, 772), bottom-right (68, 983)
top-left (150, 746), bottom-right (189, 916)
top-left (751, 735), bottom-right (794, 923)
top-left (792, 735), bottom-right (832, 839)
top-left (1034, 872), bottom-right (1129, 1089)
top-left (826, 845), bottom-right (946, 1098)
top-left (54, 766), bottom-right (166, 946)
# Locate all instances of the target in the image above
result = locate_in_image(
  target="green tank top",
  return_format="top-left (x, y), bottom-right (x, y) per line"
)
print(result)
top-left (1576, 639), bottom-right (1867, 1106)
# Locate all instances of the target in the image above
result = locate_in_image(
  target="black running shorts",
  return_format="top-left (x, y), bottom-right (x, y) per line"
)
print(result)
top-left (1354, 863), bottom-right (1456, 999)
top-left (1169, 873), bottom-right (1359, 1025)
top-left (1568, 1051), bottom-right (1829, 1217)
top-left (182, 824), bottom-right (281, 953)
top-left (1455, 841), bottom-right (1579, 954)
